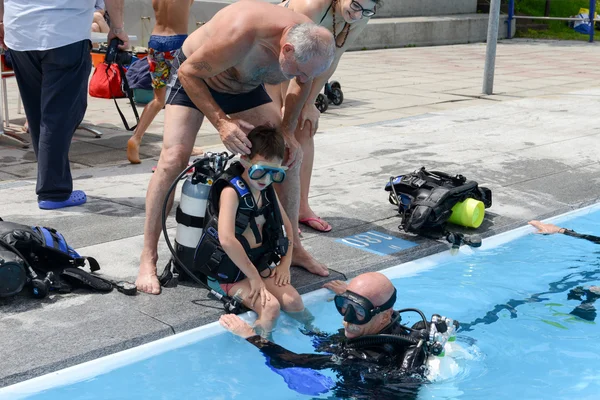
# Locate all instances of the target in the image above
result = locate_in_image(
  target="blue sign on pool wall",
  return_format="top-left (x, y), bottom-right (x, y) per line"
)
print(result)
top-left (336, 231), bottom-right (417, 256)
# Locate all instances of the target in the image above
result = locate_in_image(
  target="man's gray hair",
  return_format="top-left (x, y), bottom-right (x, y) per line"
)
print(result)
top-left (287, 23), bottom-right (335, 65)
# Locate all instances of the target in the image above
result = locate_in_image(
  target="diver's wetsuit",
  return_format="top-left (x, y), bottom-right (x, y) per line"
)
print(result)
top-left (562, 229), bottom-right (600, 245)
top-left (246, 312), bottom-right (428, 399)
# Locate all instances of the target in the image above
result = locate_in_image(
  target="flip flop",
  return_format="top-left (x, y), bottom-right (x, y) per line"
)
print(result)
top-left (38, 190), bottom-right (87, 210)
top-left (299, 217), bottom-right (332, 233)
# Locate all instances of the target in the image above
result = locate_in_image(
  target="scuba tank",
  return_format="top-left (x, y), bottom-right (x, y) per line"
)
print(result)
top-left (159, 152), bottom-right (247, 315)
top-left (174, 167), bottom-right (212, 282)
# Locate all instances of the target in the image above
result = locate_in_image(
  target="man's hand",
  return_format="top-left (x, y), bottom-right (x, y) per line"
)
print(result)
top-left (220, 314), bottom-right (257, 339)
top-left (0, 23), bottom-right (6, 50)
top-left (323, 280), bottom-right (348, 295)
top-left (528, 220), bottom-right (563, 235)
top-left (299, 104), bottom-right (320, 138)
top-left (283, 135), bottom-right (303, 169)
top-left (217, 118), bottom-right (253, 155)
top-left (107, 26), bottom-right (129, 50)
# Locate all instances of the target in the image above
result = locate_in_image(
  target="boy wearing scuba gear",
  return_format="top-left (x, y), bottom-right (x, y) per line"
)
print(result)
top-left (215, 125), bottom-right (308, 337)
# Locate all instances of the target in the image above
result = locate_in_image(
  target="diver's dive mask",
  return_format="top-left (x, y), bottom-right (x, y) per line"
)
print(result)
top-left (334, 288), bottom-right (397, 325)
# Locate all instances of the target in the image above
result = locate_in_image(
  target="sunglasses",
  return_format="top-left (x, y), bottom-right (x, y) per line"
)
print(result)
top-left (350, 0), bottom-right (377, 18)
top-left (334, 288), bottom-right (397, 325)
top-left (246, 163), bottom-right (287, 183)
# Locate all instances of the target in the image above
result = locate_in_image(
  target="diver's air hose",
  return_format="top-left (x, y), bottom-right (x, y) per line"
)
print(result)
top-left (346, 333), bottom-right (420, 349)
top-left (161, 155), bottom-right (231, 295)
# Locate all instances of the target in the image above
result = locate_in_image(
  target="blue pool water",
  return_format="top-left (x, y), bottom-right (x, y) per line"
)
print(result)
top-left (3, 205), bottom-right (600, 399)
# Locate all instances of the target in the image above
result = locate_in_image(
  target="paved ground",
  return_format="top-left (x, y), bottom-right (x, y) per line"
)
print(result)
top-left (1, 39), bottom-right (600, 388)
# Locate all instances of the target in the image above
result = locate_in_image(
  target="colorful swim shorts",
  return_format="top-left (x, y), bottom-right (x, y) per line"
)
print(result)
top-left (147, 34), bottom-right (187, 89)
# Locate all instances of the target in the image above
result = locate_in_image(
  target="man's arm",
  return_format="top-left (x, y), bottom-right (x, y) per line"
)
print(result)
top-left (529, 221), bottom-right (600, 244)
top-left (178, 25), bottom-right (254, 155)
top-left (246, 335), bottom-right (336, 370)
top-left (104, 0), bottom-right (129, 49)
top-left (280, 77), bottom-right (311, 167)
top-left (560, 229), bottom-right (600, 245)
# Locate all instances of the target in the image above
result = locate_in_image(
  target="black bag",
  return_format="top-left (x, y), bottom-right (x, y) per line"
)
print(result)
top-left (385, 167), bottom-right (492, 237)
top-left (0, 219), bottom-right (111, 298)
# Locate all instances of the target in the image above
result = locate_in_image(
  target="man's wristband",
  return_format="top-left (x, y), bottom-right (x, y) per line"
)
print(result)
top-left (111, 26), bottom-right (124, 35)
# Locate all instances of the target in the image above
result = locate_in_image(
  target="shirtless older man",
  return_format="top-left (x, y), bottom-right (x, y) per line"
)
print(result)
top-left (136, 0), bottom-right (335, 294)
top-left (127, 0), bottom-right (194, 164)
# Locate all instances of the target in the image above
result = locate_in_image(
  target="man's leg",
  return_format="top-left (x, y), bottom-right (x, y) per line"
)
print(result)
top-left (136, 104), bottom-right (204, 294)
top-left (36, 40), bottom-right (91, 202)
top-left (10, 51), bottom-right (43, 156)
top-left (232, 102), bottom-right (328, 276)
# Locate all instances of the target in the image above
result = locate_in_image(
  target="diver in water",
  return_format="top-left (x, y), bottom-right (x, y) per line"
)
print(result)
top-left (529, 220), bottom-right (600, 245)
top-left (529, 220), bottom-right (600, 321)
top-left (220, 272), bottom-right (458, 398)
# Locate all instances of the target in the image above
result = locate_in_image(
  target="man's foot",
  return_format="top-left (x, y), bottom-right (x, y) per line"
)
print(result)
top-left (127, 136), bottom-right (142, 164)
top-left (292, 247), bottom-right (329, 277)
top-left (22, 120), bottom-right (29, 134)
top-left (136, 261), bottom-right (161, 294)
top-left (220, 314), bottom-right (257, 339)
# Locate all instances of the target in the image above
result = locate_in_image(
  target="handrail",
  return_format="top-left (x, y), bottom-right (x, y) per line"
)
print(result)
top-left (507, 0), bottom-right (597, 42)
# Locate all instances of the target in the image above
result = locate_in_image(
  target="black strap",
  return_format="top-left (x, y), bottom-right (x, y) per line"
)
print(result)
top-left (176, 206), bottom-right (205, 228)
top-left (107, 63), bottom-right (140, 131)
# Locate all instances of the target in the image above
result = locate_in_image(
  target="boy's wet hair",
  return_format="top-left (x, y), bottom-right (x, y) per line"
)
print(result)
top-left (248, 125), bottom-right (286, 161)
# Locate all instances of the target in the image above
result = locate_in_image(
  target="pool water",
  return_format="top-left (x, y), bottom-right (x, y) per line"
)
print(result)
top-left (2, 205), bottom-right (600, 400)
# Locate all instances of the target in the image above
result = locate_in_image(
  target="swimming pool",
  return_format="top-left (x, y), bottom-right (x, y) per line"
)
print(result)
top-left (2, 203), bottom-right (599, 399)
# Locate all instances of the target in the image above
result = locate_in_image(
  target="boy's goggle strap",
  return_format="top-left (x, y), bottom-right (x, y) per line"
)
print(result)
top-left (248, 164), bottom-right (287, 183)
top-left (334, 288), bottom-right (397, 325)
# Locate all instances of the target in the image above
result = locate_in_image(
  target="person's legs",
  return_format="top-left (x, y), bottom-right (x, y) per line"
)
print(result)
top-left (10, 50), bottom-right (42, 154)
top-left (127, 86), bottom-right (166, 163)
top-left (128, 37), bottom-right (191, 164)
top-left (35, 40), bottom-right (91, 203)
top-left (224, 279), bottom-right (281, 339)
top-left (92, 11), bottom-right (110, 33)
top-left (297, 123), bottom-right (331, 232)
top-left (136, 104), bottom-right (204, 294)
top-left (263, 276), bottom-right (315, 328)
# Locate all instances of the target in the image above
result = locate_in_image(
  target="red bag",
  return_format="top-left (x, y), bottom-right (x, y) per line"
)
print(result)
top-left (89, 62), bottom-right (126, 99)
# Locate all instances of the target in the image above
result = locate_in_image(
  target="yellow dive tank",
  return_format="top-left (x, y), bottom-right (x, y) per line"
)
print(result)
top-left (448, 198), bottom-right (485, 228)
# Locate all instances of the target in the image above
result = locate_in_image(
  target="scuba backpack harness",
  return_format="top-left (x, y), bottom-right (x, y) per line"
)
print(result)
top-left (385, 167), bottom-right (492, 249)
top-left (0, 219), bottom-right (135, 299)
top-left (159, 153), bottom-right (289, 314)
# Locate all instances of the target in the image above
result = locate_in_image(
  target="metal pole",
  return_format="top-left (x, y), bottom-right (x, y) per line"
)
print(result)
top-left (483, 0), bottom-right (502, 95)
top-left (508, 0), bottom-right (514, 39)
top-left (589, 0), bottom-right (596, 43)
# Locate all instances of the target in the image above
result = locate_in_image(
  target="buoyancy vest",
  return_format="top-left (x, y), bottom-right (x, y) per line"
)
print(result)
top-left (192, 162), bottom-right (289, 283)
top-left (385, 167), bottom-right (492, 236)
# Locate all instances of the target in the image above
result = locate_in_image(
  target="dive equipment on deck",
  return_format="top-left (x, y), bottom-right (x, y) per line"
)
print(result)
top-left (385, 167), bottom-right (492, 236)
top-left (160, 152), bottom-right (248, 315)
top-left (0, 218), bottom-right (118, 298)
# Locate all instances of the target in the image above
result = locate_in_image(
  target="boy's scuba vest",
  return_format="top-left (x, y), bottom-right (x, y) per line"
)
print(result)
top-left (184, 161), bottom-right (289, 284)
top-left (385, 167), bottom-right (492, 236)
top-left (0, 218), bottom-right (114, 298)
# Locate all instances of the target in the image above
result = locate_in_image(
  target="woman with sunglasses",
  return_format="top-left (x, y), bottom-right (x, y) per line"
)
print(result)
top-left (267, 0), bottom-right (380, 237)
top-left (221, 272), bottom-right (459, 397)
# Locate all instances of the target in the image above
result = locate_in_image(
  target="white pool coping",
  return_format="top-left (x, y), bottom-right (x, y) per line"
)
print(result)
top-left (2, 202), bottom-right (599, 399)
